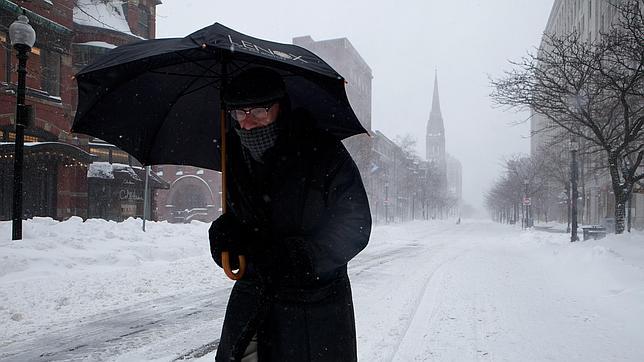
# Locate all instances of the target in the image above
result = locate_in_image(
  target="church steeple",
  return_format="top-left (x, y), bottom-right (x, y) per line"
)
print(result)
top-left (427, 69), bottom-right (445, 135)
top-left (426, 69), bottom-right (447, 189)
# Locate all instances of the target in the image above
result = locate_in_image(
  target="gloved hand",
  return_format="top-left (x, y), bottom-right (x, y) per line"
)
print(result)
top-left (209, 212), bottom-right (246, 269)
top-left (209, 213), bottom-right (270, 270)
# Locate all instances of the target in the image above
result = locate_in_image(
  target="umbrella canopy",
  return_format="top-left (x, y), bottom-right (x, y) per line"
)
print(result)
top-left (72, 23), bottom-right (366, 171)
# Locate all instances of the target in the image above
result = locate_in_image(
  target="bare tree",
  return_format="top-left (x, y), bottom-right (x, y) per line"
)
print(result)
top-left (491, 0), bottom-right (644, 233)
top-left (485, 175), bottom-right (518, 224)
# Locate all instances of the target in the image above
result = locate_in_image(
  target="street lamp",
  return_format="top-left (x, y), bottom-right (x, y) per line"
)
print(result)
top-left (9, 13), bottom-right (36, 240)
top-left (570, 137), bottom-right (580, 242)
top-left (523, 179), bottom-right (529, 228)
top-left (384, 181), bottom-right (389, 224)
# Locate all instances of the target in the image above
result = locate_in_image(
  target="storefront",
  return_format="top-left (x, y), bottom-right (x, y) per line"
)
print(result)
top-left (87, 162), bottom-right (168, 221)
top-left (0, 142), bottom-right (94, 220)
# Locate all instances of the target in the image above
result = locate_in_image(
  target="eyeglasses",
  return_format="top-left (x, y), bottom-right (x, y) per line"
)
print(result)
top-left (229, 104), bottom-right (274, 121)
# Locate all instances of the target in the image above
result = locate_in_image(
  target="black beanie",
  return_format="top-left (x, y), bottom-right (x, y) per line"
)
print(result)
top-left (223, 67), bottom-right (286, 108)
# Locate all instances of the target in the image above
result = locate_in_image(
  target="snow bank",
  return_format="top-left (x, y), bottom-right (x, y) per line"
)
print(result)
top-left (0, 217), bottom-right (226, 343)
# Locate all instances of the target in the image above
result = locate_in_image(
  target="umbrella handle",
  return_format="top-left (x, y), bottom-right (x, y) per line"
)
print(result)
top-left (222, 251), bottom-right (246, 280)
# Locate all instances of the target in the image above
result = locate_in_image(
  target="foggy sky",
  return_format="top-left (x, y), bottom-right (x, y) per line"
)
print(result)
top-left (155, 0), bottom-right (554, 212)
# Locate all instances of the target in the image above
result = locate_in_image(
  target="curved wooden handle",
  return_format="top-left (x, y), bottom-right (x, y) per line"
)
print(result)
top-left (222, 251), bottom-right (246, 280)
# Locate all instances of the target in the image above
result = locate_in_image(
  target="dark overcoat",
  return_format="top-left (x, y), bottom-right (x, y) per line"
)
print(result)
top-left (210, 109), bottom-right (372, 361)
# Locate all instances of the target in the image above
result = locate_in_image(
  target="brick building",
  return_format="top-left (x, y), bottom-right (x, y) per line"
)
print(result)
top-left (0, 0), bottom-right (163, 222)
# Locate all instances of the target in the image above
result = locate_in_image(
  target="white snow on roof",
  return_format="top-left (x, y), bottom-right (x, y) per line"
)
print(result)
top-left (88, 162), bottom-right (141, 180)
top-left (75, 41), bottom-right (118, 49)
top-left (88, 161), bottom-right (114, 179)
top-left (73, 0), bottom-right (134, 36)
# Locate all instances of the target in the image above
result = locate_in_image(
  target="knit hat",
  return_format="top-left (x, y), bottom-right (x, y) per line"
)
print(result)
top-left (223, 67), bottom-right (286, 108)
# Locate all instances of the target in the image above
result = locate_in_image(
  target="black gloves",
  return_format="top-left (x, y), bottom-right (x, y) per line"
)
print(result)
top-left (209, 212), bottom-right (247, 270)
top-left (209, 213), bottom-right (316, 284)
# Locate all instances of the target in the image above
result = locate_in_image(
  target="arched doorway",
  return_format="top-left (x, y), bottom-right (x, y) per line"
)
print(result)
top-left (165, 175), bottom-right (217, 223)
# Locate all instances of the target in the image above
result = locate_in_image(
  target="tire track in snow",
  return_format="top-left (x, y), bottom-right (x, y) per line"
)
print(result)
top-left (0, 288), bottom-right (230, 362)
top-left (387, 251), bottom-right (464, 361)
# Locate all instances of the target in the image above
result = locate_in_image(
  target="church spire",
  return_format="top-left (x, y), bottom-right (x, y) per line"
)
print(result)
top-left (427, 69), bottom-right (444, 135)
top-left (425, 69), bottom-right (450, 196)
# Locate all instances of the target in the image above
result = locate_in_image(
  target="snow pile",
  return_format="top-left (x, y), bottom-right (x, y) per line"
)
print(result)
top-left (519, 229), bottom-right (644, 302)
top-left (0, 217), bottom-right (225, 345)
top-left (73, 0), bottom-right (134, 36)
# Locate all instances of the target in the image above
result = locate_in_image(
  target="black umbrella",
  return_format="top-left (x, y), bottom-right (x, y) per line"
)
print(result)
top-left (72, 23), bottom-right (366, 280)
top-left (72, 22), bottom-right (366, 171)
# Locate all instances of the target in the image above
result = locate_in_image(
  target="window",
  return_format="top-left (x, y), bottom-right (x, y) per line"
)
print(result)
top-left (1, 33), bottom-right (9, 82)
top-left (72, 44), bottom-right (112, 68)
top-left (89, 147), bottom-right (110, 162)
top-left (111, 150), bottom-right (130, 164)
top-left (40, 49), bottom-right (61, 97)
top-left (9, 132), bottom-right (40, 142)
top-left (138, 7), bottom-right (150, 37)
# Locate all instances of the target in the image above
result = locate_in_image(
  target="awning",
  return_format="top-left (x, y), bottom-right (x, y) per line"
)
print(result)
top-left (0, 141), bottom-right (95, 164)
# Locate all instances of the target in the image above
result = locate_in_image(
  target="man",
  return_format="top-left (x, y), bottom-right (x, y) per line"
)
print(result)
top-left (209, 67), bottom-right (372, 361)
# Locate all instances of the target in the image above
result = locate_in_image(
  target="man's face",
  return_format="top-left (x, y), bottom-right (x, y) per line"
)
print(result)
top-left (230, 103), bottom-right (280, 130)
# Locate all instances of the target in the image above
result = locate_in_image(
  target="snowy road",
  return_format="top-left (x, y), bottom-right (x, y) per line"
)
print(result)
top-left (355, 221), bottom-right (644, 361)
top-left (0, 289), bottom-right (229, 361)
top-left (2, 218), bottom-right (643, 361)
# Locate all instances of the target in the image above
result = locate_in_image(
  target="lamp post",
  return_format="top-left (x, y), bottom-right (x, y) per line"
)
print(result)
top-left (523, 179), bottom-right (529, 228)
top-left (570, 137), bottom-right (580, 242)
top-left (9, 13), bottom-right (36, 241)
top-left (384, 181), bottom-right (389, 224)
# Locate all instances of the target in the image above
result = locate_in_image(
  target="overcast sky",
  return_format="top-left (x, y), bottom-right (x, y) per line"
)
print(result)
top-left (155, 0), bottom-right (554, 212)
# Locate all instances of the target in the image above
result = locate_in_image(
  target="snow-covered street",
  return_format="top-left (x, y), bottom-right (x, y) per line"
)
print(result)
top-left (355, 221), bottom-right (644, 361)
top-left (2, 218), bottom-right (643, 361)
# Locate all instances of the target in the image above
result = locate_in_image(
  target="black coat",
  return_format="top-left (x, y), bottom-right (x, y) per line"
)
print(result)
top-left (210, 109), bottom-right (372, 361)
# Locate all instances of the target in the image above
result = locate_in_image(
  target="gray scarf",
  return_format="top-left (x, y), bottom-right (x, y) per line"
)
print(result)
top-left (234, 121), bottom-right (280, 163)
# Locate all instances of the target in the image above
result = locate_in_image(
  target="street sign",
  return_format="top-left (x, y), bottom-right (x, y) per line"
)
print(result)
top-left (523, 197), bottom-right (532, 205)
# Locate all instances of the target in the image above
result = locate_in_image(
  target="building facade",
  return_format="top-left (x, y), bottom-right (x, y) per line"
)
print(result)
top-left (0, 0), bottom-right (162, 222)
top-left (370, 130), bottom-right (428, 223)
top-left (446, 154), bottom-right (462, 202)
top-left (153, 165), bottom-right (221, 223)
